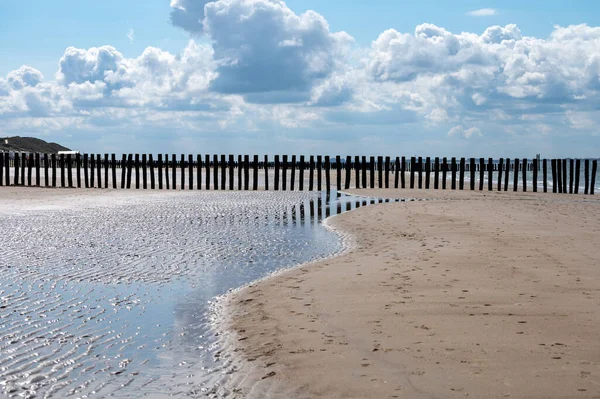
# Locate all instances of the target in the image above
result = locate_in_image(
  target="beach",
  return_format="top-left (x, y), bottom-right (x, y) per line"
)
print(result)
top-left (219, 189), bottom-right (600, 398)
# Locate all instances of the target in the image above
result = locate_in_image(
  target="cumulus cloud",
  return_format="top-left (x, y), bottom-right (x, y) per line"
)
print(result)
top-left (368, 22), bottom-right (600, 129)
top-left (467, 8), bottom-right (497, 17)
top-left (169, 0), bottom-right (212, 34)
top-left (7, 66), bottom-right (43, 90)
top-left (448, 125), bottom-right (482, 138)
top-left (170, 0), bottom-right (353, 103)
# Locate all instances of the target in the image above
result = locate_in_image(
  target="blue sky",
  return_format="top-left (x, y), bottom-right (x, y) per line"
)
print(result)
top-left (1, 0), bottom-right (599, 157)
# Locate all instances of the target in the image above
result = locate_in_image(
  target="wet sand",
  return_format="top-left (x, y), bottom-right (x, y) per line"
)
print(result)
top-left (219, 189), bottom-right (600, 398)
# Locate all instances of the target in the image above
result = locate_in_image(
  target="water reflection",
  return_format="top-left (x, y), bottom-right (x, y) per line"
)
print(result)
top-left (0, 190), bottom-right (409, 398)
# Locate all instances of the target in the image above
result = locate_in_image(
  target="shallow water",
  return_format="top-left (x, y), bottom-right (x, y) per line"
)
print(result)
top-left (0, 191), bottom-right (408, 398)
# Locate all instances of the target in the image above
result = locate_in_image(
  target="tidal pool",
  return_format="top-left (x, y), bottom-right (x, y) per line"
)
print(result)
top-left (0, 191), bottom-right (405, 398)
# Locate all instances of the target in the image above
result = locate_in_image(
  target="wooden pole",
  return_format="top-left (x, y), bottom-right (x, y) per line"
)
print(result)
top-left (262, 155), bottom-right (268, 190)
top-left (551, 159), bottom-right (557, 193)
top-left (237, 155), bottom-right (242, 190)
top-left (395, 157), bottom-right (400, 189)
top-left (229, 155), bottom-right (235, 190)
top-left (434, 157), bottom-right (439, 189)
top-left (222, 154), bottom-right (227, 190)
top-left (574, 159), bottom-right (580, 194)
top-left (469, 158), bottom-right (475, 190)
top-left (504, 158), bottom-right (510, 192)
top-left (442, 157), bottom-right (447, 189)
top-left (134, 154), bottom-right (140, 189)
top-left (83, 154), bottom-right (89, 188)
top-left (521, 158), bottom-right (527, 192)
top-left (104, 153), bottom-right (109, 188)
top-left (143, 154), bottom-right (148, 189)
top-left (244, 154), bottom-right (250, 190)
top-left (66, 154), bottom-right (73, 187)
top-left (205, 154), bottom-right (210, 190)
top-left (181, 154), bottom-right (187, 189)
top-left (74, 153), bottom-right (80, 188)
top-left (459, 157), bottom-right (465, 190)
top-left (362, 156), bottom-right (368, 189)
top-left (13, 153), bottom-right (20, 185)
top-left (148, 154), bottom-right (154, 189)
top-left (213, 154), bottom-right (219, 190)
top-left (451, 157), bottom-right (457, 190)
top-left (325, 155), bottom-right (331, 192)
top-left (497, 158), bottom-right (503, 191)
top-left (0, 153), bottom-right (3, 186)
top-left (27, 153), bottom-right (33, 186)
top-left (282, 155), bottom-right (288, 191)
top-left (324, 155), bottom-right (331, 193)
top-left (120, 154), bottom-right (126, 189)
top-left (164, 153), bottom-right (170, 190)
top-left (569, 159), bottom-right (574, 194)
top-left (253, 155), bottom-right (259, 191)
top-left (562, 159), bottom-right (567, 194)
top-left (369, 156), bottom-right (375, 189)
top-left (89, 153), bottom-right (94, 188)
top-left (60, 153), bottom-right (65, 187)
top-left (198, 154), bottom-right (203, 190)
top-left (488, 158), bottom-right (493, 191)
top-left (344, 155), bottom-right (352, 190)
top-left (42, 153), bottom-right (48, 187)
top-left (532, 158), bottom-right (537, 192)
top-left (291, 155), bottom-right (296, 191)
top-left (171, 154), bottom-right (177, 190)
top-left (378, 156), bottom-right (384, 189)
top-left (479, 158), bottom-right (484, 190)
top-left (584, 159), bottom-right (590, 195)
top-left (298, 155), bottom-right (304, 191)
top-left (417, 156), bottom-right (423, 189)
top-left (309, 155), bottom-right (315, 191)
top-left (110, 154), bottom-right (116, 189)
top-left (21, 153), bottom-right (26, 186)
top-left (158, 154), bottom-right (163, 189)
top-left (354, 156), bottom-right (360, 189)
top-left (542, 159), bottom-right (547, 193)
top-left (424, 157), bottom-right (430, 189)
top-left (96, 154), bottom-right (102, 189)
top-left (188, 154), bottom-right (194, 190)
top-left (513, 158), bottom-right (520, 192)
top-left (317, 155), bottom-right (323, 191)
top-left (557, 158), bottom-right (563, 194)
top-left (410, 156), bottom-right (416, 189)
top-left (126, 154), bottom-right (133, 189)
top-left (591, 160), bottom-right (597, 195)
top-left (274, 155), bottom-right (280, 190)
top-left (335, 155), bottom-right (341, 189)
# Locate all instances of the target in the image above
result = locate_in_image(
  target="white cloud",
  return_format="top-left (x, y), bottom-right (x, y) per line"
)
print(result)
top-left (170, 0), bottom-right (353, 103)
top-left (448, 125), bottom-right (483, 138)
top-left (7, 66), bottom-right (43, 90)
top-left (467, 8), bottom-right (497, 17)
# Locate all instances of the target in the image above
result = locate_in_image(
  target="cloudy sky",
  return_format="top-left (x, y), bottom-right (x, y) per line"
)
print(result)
top-left (1, 0), bottom-right (600, 157)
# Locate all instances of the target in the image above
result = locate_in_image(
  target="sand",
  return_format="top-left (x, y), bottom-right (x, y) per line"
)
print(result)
top-left (220, 189), bottom-right (600, 398)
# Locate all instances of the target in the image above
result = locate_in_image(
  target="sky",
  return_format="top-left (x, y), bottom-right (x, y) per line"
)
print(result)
top-left (1, 0), bottom-right (600, 157)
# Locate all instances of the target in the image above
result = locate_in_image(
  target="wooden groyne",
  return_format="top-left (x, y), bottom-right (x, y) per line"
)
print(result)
top-left (0, 153), bottom-right (597, 195)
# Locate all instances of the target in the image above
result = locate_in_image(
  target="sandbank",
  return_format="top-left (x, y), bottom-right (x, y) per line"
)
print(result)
top-left (219, 189), bottom-right (600, 398)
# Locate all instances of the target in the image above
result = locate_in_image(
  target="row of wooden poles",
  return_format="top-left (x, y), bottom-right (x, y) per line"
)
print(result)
top-left (0, 153), bottom-right (597, 195)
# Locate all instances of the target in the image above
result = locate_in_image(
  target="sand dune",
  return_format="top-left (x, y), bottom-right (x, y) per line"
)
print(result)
top-left (220, 189), bottom-right (600, 398)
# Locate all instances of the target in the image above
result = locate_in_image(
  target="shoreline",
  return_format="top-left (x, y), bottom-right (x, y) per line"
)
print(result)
top-left (217, 189), bottom-right (600, 398)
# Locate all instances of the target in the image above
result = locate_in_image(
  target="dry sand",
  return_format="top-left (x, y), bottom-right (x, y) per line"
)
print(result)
top-left (220, 189), bottom-right (600, 398)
